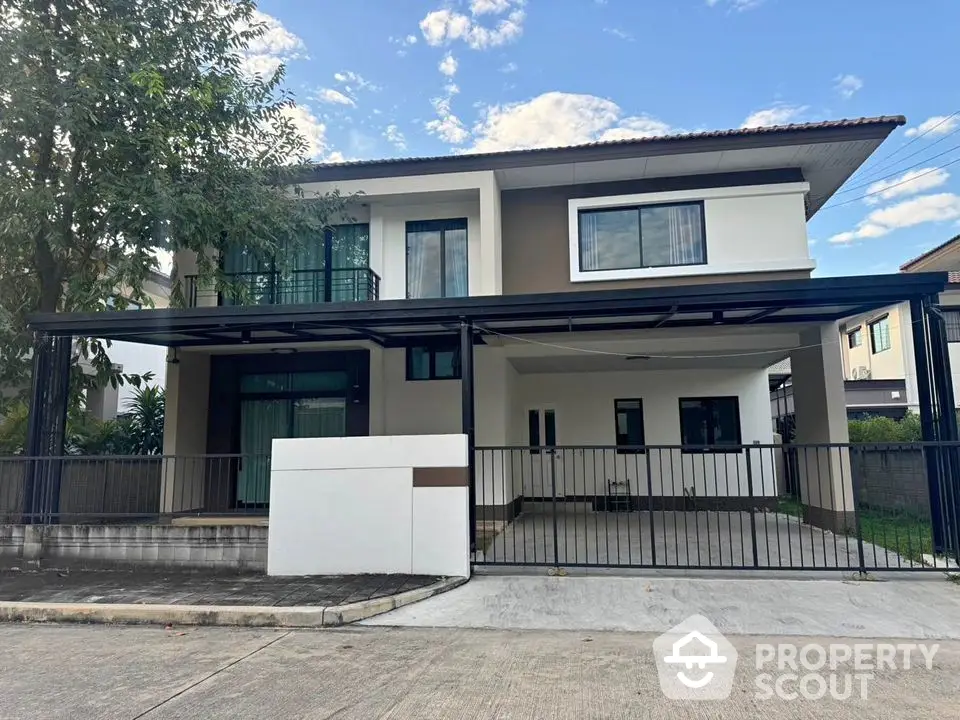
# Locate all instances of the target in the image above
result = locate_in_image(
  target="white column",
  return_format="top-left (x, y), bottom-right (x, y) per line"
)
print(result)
top-left (478, 173), bottom-right (502, 296)
top-left (790, 323), bottom-right (854, 530)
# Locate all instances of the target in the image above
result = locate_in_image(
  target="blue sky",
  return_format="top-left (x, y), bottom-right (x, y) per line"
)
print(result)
top-left (248, 0), bottom-right (960, 278)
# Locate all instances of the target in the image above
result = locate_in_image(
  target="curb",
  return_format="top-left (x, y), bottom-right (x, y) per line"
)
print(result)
top-left (0, 576), bottom-right (468, 628)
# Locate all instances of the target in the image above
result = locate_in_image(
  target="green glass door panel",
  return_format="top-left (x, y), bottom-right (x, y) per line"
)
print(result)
top-left (238, 398), bottom-right (289, 505)
top-left (293, 398), bottom-right (346, 438)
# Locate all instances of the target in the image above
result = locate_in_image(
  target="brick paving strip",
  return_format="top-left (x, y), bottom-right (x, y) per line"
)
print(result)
top-left (0, 569), bottom-right (467, 627)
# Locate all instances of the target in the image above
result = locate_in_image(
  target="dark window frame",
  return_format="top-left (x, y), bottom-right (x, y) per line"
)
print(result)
top-left (577, 200), bottom-right (707, 273)
top-left (945, 310), bottom-right (960, 344)
top-left (868, 315), bottom-right (891, 354)
top-left (405, 218), bottom-right (469, 299)
top-left (678, 396), bottom-right (743, 453)
top-left (847, 326), bottom-right (862, 349)
top-left (614, 398), bottom-right (646, 454)
top-left (405, 341), bottom-right (462, 381)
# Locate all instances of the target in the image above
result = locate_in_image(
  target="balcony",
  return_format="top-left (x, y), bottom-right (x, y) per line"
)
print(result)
top-left (183, 268), bottom-right (380, 308)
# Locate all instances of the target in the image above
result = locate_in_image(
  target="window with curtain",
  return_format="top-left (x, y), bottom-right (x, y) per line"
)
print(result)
top-left (679, 397), bottom-right (742, 452)
top-left (221, 224), bottom-right (369, 305)
top-left (406, 219), bottom-right (468, 298)
top-left (578, 202), bottom-right (705, 272)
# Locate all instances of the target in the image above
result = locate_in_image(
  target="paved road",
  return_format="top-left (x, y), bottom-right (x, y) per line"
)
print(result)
top-left (1, 624), bottom-right (958, 719)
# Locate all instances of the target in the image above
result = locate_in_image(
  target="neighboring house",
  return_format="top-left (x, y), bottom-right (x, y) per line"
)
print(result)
top-left (25, 115), bottom-right (953, 536)
top-left (84, 269), bottom-right (172, 420)
top-left (793, 235), bottom-right (960, 424)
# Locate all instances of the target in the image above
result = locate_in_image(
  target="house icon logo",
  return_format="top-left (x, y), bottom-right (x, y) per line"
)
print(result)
top-left (653, 615), bottom-right (738, 700)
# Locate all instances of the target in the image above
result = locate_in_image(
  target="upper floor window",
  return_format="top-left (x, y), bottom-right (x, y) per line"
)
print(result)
top-left (945, 310), bottom-right (960, 343)
top-left (578, 202), bottom-right (705, 272)
top-left (847, 326), bottom-right (862, 349)
top-left (406, 218), bottom-right (468, 298)
top-left (869, 316), bottom-right (891, 354)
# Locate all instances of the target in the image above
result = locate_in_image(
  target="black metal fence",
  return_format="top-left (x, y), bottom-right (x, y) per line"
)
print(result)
top-left (473, 443), bottom-right (960, 572)
top-left (183, 268), bottom-right (380, 307)
top-left (1, 454), bottom-right (269, 524)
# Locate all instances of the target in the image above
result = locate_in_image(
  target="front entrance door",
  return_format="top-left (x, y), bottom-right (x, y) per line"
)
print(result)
top-left (237, 394), bottom-right (347, 506)
top-left (524, 407), bottom-right (564, 498)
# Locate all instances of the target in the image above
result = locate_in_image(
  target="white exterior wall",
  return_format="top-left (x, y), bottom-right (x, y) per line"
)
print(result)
top-left (373, 199), bottom-right (482, 300)
top-left (267, 434), bottom-right (469, 577)
top-left (568, 183), bottom-right (814, 283)
top-left (515, 368), bottom-right (777, 498)
top-left (374, 350), bottom-right (776, 502)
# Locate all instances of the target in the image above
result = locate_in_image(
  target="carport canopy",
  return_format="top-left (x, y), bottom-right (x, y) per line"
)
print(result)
top-left (26, 272), bottom-right (951, 348)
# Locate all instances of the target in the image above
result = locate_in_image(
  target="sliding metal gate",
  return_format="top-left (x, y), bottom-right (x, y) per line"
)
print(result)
top-left (473, 443), bottom-right (960, 572)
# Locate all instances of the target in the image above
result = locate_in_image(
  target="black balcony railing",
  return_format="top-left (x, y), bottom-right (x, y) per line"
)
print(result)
top-left (183, 268), bottom-right (380, 308)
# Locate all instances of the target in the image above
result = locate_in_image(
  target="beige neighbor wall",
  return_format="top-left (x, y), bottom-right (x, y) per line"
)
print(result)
top-left (160, 350), bottom-right (211, 513)
top-left (840, 304), bottom-right (908, 381)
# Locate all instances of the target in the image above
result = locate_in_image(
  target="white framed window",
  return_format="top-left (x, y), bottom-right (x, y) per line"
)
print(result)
top-left (578, 202), bottom-right (706, 273)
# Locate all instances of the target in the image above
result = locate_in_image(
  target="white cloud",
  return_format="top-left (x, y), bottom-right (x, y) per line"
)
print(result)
top-left (834, 74), bottom-right (863, 99)
top-left (603, 27), bottom-right (634, 41)
top-left (465, 92), bottom-right (675, 153)
top-left (281, 105), bottom-right (332, 160)
top-left (389, 34), bottom-right (418, 56)
top-left (439, 52), bottom-right (458, 77)
top-left (864, 168), bottom-right (950, 205)
top-left (384, 124), bottom-right (407, 151)
top-left (316, 88), bottom-right (355, 106)
top-left (741, 103), bottom-right (808, 128)
top-left (828, 193), bottom-right (960, 244)
top-left (332, 71), bottom-right (379, 92)
top-left (707, 0), bottom-right (765, 9)
top-left (445, 82), bottom-right (460, 95)
top-left (426, 96), bottom-right (470, 144)
top-left (238, 10), bottom-right (306, 77)
top-left (500, 61), bottom-right (518, 73)
top-left (905, 115), bottom-right (960, 138)
top-left (471, 0), bottom-right (512, 14)
top-left (598, 115), bottom-right (675, 142)
top-left (420, 4), bottom-right (525, 49)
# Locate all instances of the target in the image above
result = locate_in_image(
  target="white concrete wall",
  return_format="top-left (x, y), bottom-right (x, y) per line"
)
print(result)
top-left (515, 368), bottom-right (777, 498)
top-left (374, 199), bottom-right (482, 300)
top-left (568, 183), bottom-right (814, 283)
top-left (267, 435), bottom-right (469, 577)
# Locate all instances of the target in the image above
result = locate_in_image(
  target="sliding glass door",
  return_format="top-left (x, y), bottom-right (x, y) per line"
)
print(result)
top-left (236, 372), bottom-right (349, 506)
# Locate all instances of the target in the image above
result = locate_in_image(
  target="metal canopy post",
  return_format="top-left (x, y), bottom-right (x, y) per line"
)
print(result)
top-left (927, 298), bottom-right (960, 559)
top-left (460, 319), bottom-right (476, 550)
top-left (23, 333), bottom-right (72, 523)
top-left (910, 297), bottom-right (947, 553)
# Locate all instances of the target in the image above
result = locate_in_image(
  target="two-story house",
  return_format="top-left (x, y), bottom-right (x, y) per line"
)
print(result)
top-left (25, 116), bottom-right (954, 548)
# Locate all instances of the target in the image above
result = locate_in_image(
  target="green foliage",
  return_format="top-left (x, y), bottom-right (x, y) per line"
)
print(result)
top-left (848, 414), bottom-right (923, 443)
top-left (0, 0), bottom-right (346, 405)
top-left (0, 384), bottom-right (164, 455)
top-left (124, 385), bottom-right (165, 455)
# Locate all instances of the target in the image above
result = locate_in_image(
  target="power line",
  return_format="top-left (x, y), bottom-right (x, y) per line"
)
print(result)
top-left (835, 122), bottom-right (960, 194)
top-left (845, 111), bottom-right (960, 183)
top-left (821, 155), bottom-right (960, 211)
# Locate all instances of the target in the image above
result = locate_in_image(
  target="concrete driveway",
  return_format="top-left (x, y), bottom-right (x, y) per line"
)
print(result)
top-left (1, 624), bottom-right (957, 718)
top-left (364, 574), bottom-right (960, 639)
top-left (477, 508), bottom-right (910, 569)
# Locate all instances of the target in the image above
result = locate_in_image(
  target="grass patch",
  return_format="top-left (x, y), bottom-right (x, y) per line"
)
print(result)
top-left (856, 509), bottom-right (934, 563)
top-left (777, 495), bottom-right (934, 563)
top-left (777, 496), bottom-right (803, 519)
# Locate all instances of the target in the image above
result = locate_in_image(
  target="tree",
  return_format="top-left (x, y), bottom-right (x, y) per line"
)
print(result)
top-left (0, 0), bottom-right (346, 412)
top-left (124, 385), bottom-right (164, 455)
